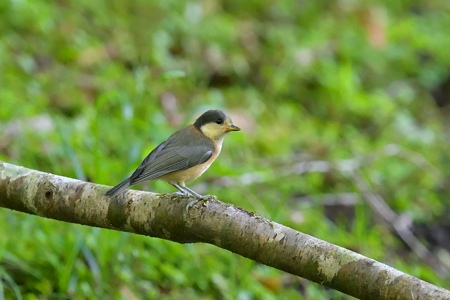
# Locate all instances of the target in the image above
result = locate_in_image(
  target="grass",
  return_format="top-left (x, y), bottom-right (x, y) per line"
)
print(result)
top-left (1, 0), bottom-right (450, 299)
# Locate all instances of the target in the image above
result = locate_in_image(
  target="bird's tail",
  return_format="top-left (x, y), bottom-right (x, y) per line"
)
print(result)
top-left (105, 178), bottom-right (131, 197)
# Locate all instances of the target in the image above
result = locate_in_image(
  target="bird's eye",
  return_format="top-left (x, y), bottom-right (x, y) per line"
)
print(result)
top-left (216, 118), bottom-right (223, 124)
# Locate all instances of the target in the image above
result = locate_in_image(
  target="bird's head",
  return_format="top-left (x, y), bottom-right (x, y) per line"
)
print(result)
top-left (194, 110), bottom-right (240, 141)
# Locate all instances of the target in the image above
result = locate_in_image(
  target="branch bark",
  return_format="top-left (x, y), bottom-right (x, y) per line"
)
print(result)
top-left (0, 161), bottom-right (449, 299)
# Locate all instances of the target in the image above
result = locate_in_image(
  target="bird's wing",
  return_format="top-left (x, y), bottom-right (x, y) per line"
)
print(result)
top-left (129, 131), bottom-right (214, 185)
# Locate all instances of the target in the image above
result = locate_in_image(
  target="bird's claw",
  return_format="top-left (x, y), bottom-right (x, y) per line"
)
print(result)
top-left (173, 191), bottom-right (189, 196)
top-left (185, 195), bottom-right (210, 213)
top-left (186, 199), bottom-right (197, 213)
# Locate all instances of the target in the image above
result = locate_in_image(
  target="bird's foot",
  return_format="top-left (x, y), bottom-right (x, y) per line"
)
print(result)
top-left (185, 195), bottom-right (211, 213)
top-left (173, 191), bottom-right (189, 196)
top-left (195, 193), bottom-right (211, 200)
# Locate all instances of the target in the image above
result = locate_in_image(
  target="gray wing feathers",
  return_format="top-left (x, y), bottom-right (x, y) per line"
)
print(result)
top-left (136, 141), bottom-right (167, 169)
top-left (198, 150), bottom-right (213, 164)
top-left (129, 129), bottom-right (214, 185)
top-left (130, 151), bottom-right (189, 184)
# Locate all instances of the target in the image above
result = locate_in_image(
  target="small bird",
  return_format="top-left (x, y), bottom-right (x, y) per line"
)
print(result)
top-left (105, 109), bottom-right (240, 198)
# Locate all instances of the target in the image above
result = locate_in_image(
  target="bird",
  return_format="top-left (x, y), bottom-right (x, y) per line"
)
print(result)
top-left (105, 109), bottom-right (240, 198)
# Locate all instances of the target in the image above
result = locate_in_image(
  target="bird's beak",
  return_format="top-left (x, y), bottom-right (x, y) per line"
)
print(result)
top-left (226, 124), bottom-right (241, 132)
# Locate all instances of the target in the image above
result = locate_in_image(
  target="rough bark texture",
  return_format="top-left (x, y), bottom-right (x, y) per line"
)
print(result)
top-left (0, 161), bottom-right (449, 299)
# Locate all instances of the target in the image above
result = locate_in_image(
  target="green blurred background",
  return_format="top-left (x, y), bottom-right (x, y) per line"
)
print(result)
top-left (1, 0), bottom-right (450, 299)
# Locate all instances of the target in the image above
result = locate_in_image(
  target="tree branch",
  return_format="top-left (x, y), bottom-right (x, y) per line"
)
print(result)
top-left (0, 161), bottom-right (449, 299)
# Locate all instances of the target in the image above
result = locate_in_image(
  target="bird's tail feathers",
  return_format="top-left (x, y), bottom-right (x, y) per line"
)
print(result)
top-left (105, 178), bottom-right (131, 197)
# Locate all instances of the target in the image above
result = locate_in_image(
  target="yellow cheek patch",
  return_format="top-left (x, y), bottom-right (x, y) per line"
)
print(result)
top-left (200, 123), bottom-right (226, 141)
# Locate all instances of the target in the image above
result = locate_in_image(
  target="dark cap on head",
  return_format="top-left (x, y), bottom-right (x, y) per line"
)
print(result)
top-left (194, 110), bottom-right (227, 130)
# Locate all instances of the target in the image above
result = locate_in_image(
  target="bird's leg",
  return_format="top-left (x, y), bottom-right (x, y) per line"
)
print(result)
top-left (172, 183), bottom-right (189, 196)
top-left (171, 183), bottom-right (209, 212)
top-left (183, 186), bottom-right (208, 199)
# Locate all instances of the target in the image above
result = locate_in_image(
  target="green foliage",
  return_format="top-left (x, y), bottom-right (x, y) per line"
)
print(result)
top-left (1, 0), bottom-right (450, 298)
